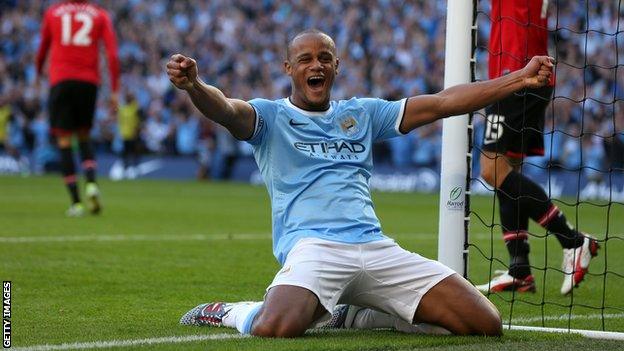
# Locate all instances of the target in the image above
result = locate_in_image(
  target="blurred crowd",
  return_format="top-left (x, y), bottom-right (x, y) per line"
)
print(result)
top-left (0, 0), bottom-right (622, 180)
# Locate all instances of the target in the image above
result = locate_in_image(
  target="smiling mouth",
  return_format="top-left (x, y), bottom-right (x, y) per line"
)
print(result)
top-left (307, 76), bottom-right (325, 90)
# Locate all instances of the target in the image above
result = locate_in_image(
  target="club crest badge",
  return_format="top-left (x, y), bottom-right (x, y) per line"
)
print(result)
top-left (337, 115), bottom-right (359, 136)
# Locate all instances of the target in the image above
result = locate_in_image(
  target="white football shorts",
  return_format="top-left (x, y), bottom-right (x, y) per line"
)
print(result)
top-left (266, 237), bottom-right (456, 323)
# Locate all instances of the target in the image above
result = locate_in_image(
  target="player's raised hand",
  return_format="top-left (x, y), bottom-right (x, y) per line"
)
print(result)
top-left (167, 54), bottom-right (198, 91)
top-left (522, 56), bottom-right (554, 89)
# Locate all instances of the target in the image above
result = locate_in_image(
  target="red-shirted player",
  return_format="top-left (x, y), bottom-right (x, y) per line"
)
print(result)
top-left (476, 0), bottom-right (599, 295)
top-left (36, 0), bottom-right (120, 217)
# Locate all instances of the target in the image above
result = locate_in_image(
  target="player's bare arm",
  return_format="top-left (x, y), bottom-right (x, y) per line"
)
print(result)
top-left (166, 54), bottom-right (255, 140)
top-left (399, 56), bottom-right (554, 133)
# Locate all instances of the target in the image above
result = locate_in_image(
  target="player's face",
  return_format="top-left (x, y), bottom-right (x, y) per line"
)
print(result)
top-left (285, 33), bottom-right (339, 111)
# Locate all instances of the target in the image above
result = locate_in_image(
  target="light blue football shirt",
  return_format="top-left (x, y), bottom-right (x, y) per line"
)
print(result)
top-left (247, 97), bottom-right (407, 264)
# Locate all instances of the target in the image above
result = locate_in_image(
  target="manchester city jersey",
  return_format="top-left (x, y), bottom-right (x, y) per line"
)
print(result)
top-left (247, 97), bottom-right (407, 264)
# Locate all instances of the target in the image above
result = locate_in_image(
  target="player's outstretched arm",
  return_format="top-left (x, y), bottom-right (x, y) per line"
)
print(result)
top-left (398, 56), bottom-right (554, 133)
top-left (166, 54), bottom-right (255, 140)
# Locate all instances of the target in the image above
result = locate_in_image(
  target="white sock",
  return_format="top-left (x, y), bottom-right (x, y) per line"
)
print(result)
top-left (350, 308), bottom-right (397, 329)
top-left (350, 308), bottom-right (451, 335)
top-left (221, 302), bottom-right (263, 333)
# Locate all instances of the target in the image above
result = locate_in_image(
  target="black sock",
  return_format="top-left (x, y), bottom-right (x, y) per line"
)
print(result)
top-left (504, 233), bottom-right (531, 278)
top-left (497, 185), bottom-right (530, 234)
top-left (60, 147), bottom-right (80, 204)
top-left (497, 189), bottom-right (531, 278)
top-left (508, 250), bottom-right (531, 278)
top-left (79, 141), bottom-right (96, 183)
top-left (499, 171), bottom-right (583, 249)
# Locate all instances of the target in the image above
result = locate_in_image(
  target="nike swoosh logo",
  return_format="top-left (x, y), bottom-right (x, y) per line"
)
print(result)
top-left (289, 119), bottom-right (308, 127)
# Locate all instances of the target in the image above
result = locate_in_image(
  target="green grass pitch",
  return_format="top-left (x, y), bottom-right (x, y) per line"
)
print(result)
top-left (1, 175), bottom-right (622, 350)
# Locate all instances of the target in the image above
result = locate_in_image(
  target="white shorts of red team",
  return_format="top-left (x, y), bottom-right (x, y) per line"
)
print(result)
top-left (267, 237), bottom-right (456, 324)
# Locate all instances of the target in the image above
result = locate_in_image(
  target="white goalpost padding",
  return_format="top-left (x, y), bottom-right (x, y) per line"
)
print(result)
top-left (438, 0), bottom-right (473, 274)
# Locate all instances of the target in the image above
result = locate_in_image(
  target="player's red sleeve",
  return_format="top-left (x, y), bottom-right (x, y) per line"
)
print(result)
top-left (35, 10), bottom-right (52, 75)
top-left (101, 10), bottom-right (120, 93)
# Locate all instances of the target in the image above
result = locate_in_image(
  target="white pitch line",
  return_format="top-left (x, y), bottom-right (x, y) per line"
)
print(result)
top-left (511, 312), bottom-right (624, 324)
top-left (508, 325), bottom-right (624, 341)
top-left (11, 333), bottom-right (248, 351)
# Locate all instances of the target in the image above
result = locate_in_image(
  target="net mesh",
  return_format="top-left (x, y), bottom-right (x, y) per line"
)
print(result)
top-left (468, 0), bottom-right (624, 331)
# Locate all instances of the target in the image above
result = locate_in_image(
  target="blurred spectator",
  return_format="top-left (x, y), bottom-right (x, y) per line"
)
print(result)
top-left (211, 125), bottom-right (239, 180)
top-left (174, 112), bottom-right (200, 156)
top-left (602, 103), bottom-right (624, 169)
top-left (0, 92), bottom-right (30, 174)
top-left (15, 87), bottom-right (39, 151)
top-left (196, 117), bottom-right (215, 180)
top-left (117, 91), bottom-right (143, 178)
top-left (582, 134), bottom-right (606, 184)
top-left (142, 100), bottom-right (172, 154)
top-left (29, 112), bottom-right (57, 174)
top-left (561, 123), bottom-right (582, 170)
top-left (412, 123), bottom-right (442, 168)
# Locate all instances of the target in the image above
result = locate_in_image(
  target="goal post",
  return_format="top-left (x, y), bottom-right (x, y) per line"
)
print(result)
top-left (438, 0), bottom-right (474, 276)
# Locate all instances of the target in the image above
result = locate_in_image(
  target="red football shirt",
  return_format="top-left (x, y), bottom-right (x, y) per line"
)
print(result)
top-left (36, 0), bottom-right (120, 92)
top-left (489, 0), bottom-right (549, 79)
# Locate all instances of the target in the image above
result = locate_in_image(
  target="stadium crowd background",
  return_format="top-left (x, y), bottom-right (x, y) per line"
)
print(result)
top-left (0, 0), bottom-right (622, 180)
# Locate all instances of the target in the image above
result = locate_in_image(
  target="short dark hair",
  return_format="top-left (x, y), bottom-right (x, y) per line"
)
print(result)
top-left (286, 29), bottom-right (335, 61)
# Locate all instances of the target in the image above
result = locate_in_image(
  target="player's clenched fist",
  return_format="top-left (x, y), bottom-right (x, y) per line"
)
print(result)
top-left (522, 56), bottom-right (555, 89)
top-left (167, 54), bottom-right (198, 91)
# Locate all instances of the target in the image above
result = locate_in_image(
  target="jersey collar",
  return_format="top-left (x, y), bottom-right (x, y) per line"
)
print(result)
top-left (284, 98), bottom-right (333, 117)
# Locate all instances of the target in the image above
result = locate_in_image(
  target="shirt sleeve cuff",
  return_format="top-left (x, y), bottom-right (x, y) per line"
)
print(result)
top-left (394, 98), bottom-right (408, 135)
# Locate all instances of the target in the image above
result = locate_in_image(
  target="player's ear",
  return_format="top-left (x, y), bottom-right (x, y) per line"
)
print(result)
top-left (335, 57), bottom-right (339, 75)
top-left (284, 60), bottom-right (292, 76)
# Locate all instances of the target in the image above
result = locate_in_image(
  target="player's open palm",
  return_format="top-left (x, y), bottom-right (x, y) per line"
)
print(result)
top-left (167, 54), bottom-right (198, 91)
top-left (522, 56), bottom-right (554, 89)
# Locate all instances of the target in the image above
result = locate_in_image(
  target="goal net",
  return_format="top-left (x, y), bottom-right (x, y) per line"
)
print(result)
top-left (440, 0), bottom-right (624, 337)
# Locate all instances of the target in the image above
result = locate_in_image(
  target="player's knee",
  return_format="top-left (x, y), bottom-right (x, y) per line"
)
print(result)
top-left (472, 296), bottom-right (503, 336)
top-left (251, 322), bottom-right (276, 337)
top-left (454, 310), bottom-right (501, 336)
top-left (251, 313), bottom-right (307, 338)
top-left (479, 311), bottom-right (503, 336)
